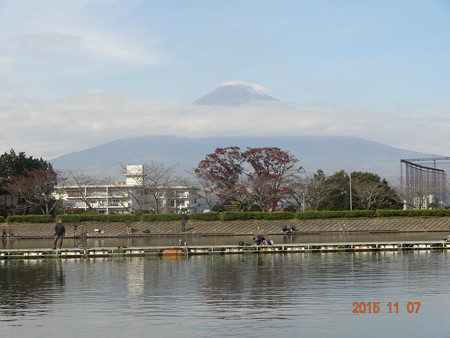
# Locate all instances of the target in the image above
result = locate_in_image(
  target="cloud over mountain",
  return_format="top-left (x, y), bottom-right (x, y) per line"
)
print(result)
top-left (1, 82), bottom-right (449, 165)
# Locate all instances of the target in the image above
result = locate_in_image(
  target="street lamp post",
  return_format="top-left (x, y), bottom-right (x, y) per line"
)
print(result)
top-left (349, 172), bottom-right (353, 211)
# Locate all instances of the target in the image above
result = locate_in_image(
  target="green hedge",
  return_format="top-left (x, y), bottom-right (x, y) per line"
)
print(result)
top-left (220, 211), bottom-right (294, 221)
top-left (375, 209), bottom-right (450, 218)
top-left (220, 212), bottom-right (264, 221)
top-left (4, 209), bottom-right (450, 225)
top-left (56, 214), bottom-right (140, 223)
top-left (375, 210), bottom-right (408, 218)
top-left (141, 213), bottom-right (187, 222)
top-left (188, 212), bottom-right (219, 221)
top-left (261, 212), bottom-right (295, 220)
top-left (6, 215), bottom-right (53, 223)
top-left (295, 210), bottom-right (375, 220)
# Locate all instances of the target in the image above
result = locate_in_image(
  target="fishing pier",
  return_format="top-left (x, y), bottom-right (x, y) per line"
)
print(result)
top-left (1, 240), bottom-right (450, 259)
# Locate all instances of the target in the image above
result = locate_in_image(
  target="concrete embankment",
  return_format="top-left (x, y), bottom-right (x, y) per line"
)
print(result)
top-left (2, 217), bottom-right (450, 239)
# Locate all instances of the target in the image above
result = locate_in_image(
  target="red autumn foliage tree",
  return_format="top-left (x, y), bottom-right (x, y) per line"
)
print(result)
top-left (4, 168), bottom-right (59, 214)
top-left (0, 149), bottom-right (52, 215)
top-left (195, 146), bottom-right (303, 210)
top-left (242, 147), bottom-right (303, 210)
top-left (194, 147), bottom-right (245, 206)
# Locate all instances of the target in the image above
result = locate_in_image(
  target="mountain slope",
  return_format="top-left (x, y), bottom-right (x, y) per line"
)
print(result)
top-left (50, 135), bottom-right (439, 180)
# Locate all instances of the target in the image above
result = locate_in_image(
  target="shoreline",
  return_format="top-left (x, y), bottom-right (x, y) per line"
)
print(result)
top-left (2, 217), bottom-right (450, 239)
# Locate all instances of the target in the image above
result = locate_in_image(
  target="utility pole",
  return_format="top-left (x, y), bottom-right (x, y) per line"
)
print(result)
top-left (349, 172), bottom-right (353, 211)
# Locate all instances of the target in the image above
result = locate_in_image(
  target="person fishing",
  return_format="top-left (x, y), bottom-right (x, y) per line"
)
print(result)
top-left (53, 219), bottom-right (66, 249)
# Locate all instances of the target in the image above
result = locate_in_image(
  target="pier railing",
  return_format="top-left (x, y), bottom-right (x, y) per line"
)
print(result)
top-left (1, 240), bottom-right (450, 259)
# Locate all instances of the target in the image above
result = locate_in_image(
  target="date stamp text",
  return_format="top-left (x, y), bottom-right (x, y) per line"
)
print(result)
top-left (353, 302), bottom-right (421, 314)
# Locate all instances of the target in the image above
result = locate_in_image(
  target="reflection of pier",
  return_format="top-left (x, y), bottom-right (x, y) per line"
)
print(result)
top-left (1, 240), bottom-right (450, 258)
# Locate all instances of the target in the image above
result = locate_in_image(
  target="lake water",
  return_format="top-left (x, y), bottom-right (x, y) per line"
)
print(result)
top-left (1, 249), bottom-right (450, 337)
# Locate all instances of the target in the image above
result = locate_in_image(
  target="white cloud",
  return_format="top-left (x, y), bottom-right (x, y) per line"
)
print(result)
top-left (216, 81), bottom-right (271, 92)
top-left (0, 0), bottom-right (170, 94)
top-left (9, 29), bottom-right (168, 68)
top-left (79, 32), bottom-right (168, 66)
top-left (15, 32), bottom-right (80, 47)
top-left (1, 92), bottom-right (449, 160)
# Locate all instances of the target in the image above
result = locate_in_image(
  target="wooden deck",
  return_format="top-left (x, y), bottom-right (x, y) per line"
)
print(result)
top-left (1, 240), bottom-right (450, 259)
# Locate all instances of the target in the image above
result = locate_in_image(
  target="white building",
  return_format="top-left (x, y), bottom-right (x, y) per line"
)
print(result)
top-left (55, 165), bottom-right (200, 214)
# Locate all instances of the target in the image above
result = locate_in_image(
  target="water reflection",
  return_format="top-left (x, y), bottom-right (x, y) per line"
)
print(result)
top-left (0, 259), bottom-right (65, 321)
top-left (198, 254), bottom-right (297, 316)
top-left (2, 252), bottom-right (450, 337)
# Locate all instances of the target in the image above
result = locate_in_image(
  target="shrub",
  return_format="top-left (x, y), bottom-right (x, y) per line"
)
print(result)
top-left (212, 205), bottom-right (227, 212)
top-left (283, 205), bottom-right (297, 212)
top-left (220, 211), bottom-right (294, 221)
top-left (56, 214), bottom-right (140, 223)
top-left (375, 209), bottom-right (450, 218)
top-left (56, 215), bottom-right (82, 223)
top-left (295, 210), bottom-right (375, 220)
top-left (340, 210), bottom-right (376, 218)
top-left (220, 212), bottom-right (263, 221)
top-left (0, 205), bottom-right (7, 218)
top-left (141, 213), bottom-right (188, 222)
top-left (248, 204), bottom-right (263, 212)
top-left (433, 209), bottom-right (450, 217)
top-left (72, 208), bottom-right (87, 214)
top-left (0, 216), bottom-right (4, 222)
top-left (188, 212), bottom-right (219, 221)
top-left (262, 212), bottom-right (294, 220)
top-left (295, 211), bottom-right (327, 220)
top-left (6, 215), bottom-right (53, 223)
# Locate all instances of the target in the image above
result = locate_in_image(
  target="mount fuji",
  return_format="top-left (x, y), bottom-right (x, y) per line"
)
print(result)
top-left (192, 81), bottom-right (280, 106)
top-left (49, 81), bottom-right (443, 180)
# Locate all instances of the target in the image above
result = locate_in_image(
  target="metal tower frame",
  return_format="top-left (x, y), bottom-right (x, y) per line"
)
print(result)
top-left (400, 158), bottom-right (449, 208)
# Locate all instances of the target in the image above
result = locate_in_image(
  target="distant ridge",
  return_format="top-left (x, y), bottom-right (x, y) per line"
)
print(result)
top-left (193, 81), bottom-right (279, 106)
top-left (50, 135), bottom-right (440, 180)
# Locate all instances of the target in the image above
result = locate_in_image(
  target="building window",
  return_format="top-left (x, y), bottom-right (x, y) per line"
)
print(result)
top-left (110, 199), bottom-right (120, 207)
top-left (67, 190), bottom-right (81, 198)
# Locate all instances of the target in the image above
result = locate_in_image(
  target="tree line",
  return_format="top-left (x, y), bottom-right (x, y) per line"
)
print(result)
top-left (0, 146), bottom-right (417, 217)
top-left (193, 147), bottom-right (402, 212)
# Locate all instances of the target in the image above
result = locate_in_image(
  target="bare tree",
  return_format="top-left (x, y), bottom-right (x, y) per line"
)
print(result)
top-left (62, 171), bottom-right (111, 211)
top-left (352, 180), bottom-right (386, 210)
top-left (108, 184), bottom-right (141, 214)
top-left (185, 170), bottom-right (218, 211)
top-left (120, 161), bottom-right (180, 213)
top-left (288, 179), bottom-right (307, 212)
top-left (396, 179), bottom-right (436, 209)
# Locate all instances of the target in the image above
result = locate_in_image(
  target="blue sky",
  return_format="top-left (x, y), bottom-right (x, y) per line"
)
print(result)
top-left (1, 0), bottom-right (450, 159)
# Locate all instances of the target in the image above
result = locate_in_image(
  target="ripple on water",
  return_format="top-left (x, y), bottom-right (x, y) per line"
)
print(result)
top-left (1, 253), bottom-right (450, 337)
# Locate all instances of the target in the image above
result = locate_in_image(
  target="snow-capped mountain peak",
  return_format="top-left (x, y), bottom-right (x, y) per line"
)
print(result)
top-left (193, 81), bottom-right (279, 106)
